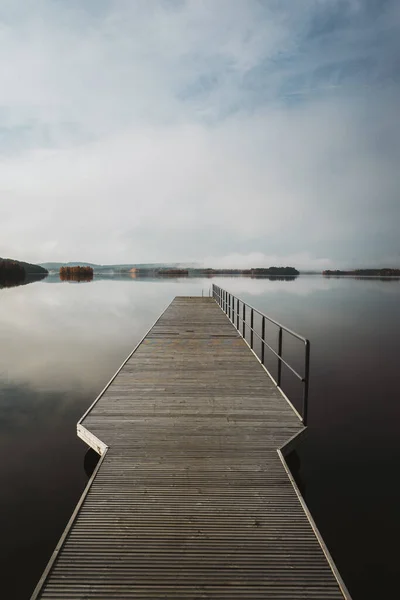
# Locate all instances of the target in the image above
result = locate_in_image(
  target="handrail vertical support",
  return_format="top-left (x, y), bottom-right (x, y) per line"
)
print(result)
top-left (261, 317), bottom-right (265, 364)
top-left (250, 309), bottom-right (254, 349)
top-left (277, 328), bottom-right (283, 387)
top-left (242, 303), bottom-right (246, 338)
top-left (303, 340), bottom-right (310, 426)
top-left (236, 299), bottom-right (239, 329)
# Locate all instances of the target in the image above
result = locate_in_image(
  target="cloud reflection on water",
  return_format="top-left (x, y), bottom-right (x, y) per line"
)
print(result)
top-left (1, 275), bottom-right (399, 394)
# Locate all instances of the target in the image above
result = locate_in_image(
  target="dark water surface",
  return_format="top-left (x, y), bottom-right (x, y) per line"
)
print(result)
top-left (1, 276), bottom-right (399, 599)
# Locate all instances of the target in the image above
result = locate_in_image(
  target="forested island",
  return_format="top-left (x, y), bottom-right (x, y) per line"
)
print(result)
top-left (59, 266), bottom-right (94, 282)
top-left (0, 258), bottom-right (48, 288)
top-left (323, 269), bottom-right (400, 277)
top-left (250, 267), bottom-right (299, 276)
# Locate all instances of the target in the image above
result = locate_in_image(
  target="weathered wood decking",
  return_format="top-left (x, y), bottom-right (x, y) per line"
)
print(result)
top-left (32, 297), bottom-right (349, 599)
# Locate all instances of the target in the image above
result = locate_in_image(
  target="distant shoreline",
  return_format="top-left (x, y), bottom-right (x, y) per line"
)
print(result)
top-left (323, 268), bottom-right (400, 277)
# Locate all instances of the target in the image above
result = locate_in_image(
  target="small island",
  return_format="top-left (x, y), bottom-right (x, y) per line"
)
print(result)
top-left (250, 267), bottom-right (299, 276)
top-left (60, 266), bottom-right (94, 282)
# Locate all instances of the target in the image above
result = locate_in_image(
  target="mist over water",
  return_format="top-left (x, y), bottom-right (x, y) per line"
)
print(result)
top-left (0, 275), bottom-right (399, 599)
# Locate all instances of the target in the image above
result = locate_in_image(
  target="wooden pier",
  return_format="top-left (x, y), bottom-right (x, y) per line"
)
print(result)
top-left (32, 296), bottom-right (350, 599)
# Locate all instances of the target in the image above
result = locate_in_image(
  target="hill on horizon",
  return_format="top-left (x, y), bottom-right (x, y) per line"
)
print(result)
top-left (40, 261), bottom-right (200, 272)
top-left (39, 261), bottom-right (325, 274)
top-left (1, 257), bottom-right (48, 275)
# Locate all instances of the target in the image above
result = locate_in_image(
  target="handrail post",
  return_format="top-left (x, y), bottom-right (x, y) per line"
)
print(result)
top-left (303, 340), bottom-right (310, 426)
top-left (242, 303), bottom-right (246, 338)
top-left (236, 299), bottom-right (239, 329)
top-left (250, 308), bottom-right (254, 349)
top-left (277, 328), bottom-right (283, 387)
top-left (261, 316), bottom-right (265, 364)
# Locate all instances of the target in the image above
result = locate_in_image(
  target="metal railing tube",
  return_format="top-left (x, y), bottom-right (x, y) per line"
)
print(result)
top-left (261, 317), bottom-right (265, 365)
top-left (277, 328), bottom-right (283, 387)
top-left (303, 340), bottom-right (310, 426)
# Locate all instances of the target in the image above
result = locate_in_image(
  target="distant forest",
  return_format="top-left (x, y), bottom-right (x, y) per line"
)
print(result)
top-left (60, 266), bottom-right (94, 281)
top-left (323, 269), bottom-right (400, 276)
top-left (129, 266), bottom-right (300, 277)
top-left (0, 258), bottom-right (48, 287)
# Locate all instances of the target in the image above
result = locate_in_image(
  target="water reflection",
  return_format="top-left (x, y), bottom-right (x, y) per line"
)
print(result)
top-left (0, 278), bottom-right (186, 392)
top-left (285, 450), bottom-right (306, 498)
top-left (0, 272), bottom-right (47, 289)
top-left (324, 275), bottom-right (400, 282)
top-left (0, 275), bottom-right (399, 599)
top-left (259, 275), bottom-right (297, 281)
top-left (84, 448), bottom-right (100, 478)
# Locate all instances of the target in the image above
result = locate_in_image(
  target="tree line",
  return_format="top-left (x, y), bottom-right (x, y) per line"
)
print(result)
top-left (0, 260), bottom-right (26, 285)
top-left (323, 268), bottom-right (400, 276)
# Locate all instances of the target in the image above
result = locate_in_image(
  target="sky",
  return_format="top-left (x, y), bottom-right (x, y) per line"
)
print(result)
top-left (0, 0), bottom-right (399, 269)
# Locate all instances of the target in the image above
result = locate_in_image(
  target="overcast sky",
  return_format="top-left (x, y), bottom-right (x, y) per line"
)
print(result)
top-left (0, 0), bottom-right (399, 268)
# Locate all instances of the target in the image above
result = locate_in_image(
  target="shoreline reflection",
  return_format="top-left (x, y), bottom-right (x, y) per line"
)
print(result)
top-left (0, 272), bottom-right (47, 289)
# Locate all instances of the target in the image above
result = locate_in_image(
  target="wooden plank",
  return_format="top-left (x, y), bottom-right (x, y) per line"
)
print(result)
top-left (32, 297), bottom-right (350, 599)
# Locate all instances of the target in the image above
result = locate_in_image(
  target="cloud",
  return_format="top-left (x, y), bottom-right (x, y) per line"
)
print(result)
top-left (0, 1), bottom-right (399, 267)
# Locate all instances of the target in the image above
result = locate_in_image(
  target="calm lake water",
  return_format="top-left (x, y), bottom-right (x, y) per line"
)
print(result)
top-left (1, 275), bottom-right (399, 599)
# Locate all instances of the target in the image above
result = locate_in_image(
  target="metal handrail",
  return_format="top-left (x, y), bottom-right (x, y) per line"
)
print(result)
top-left (212, 284), bottom-right (310, 425)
